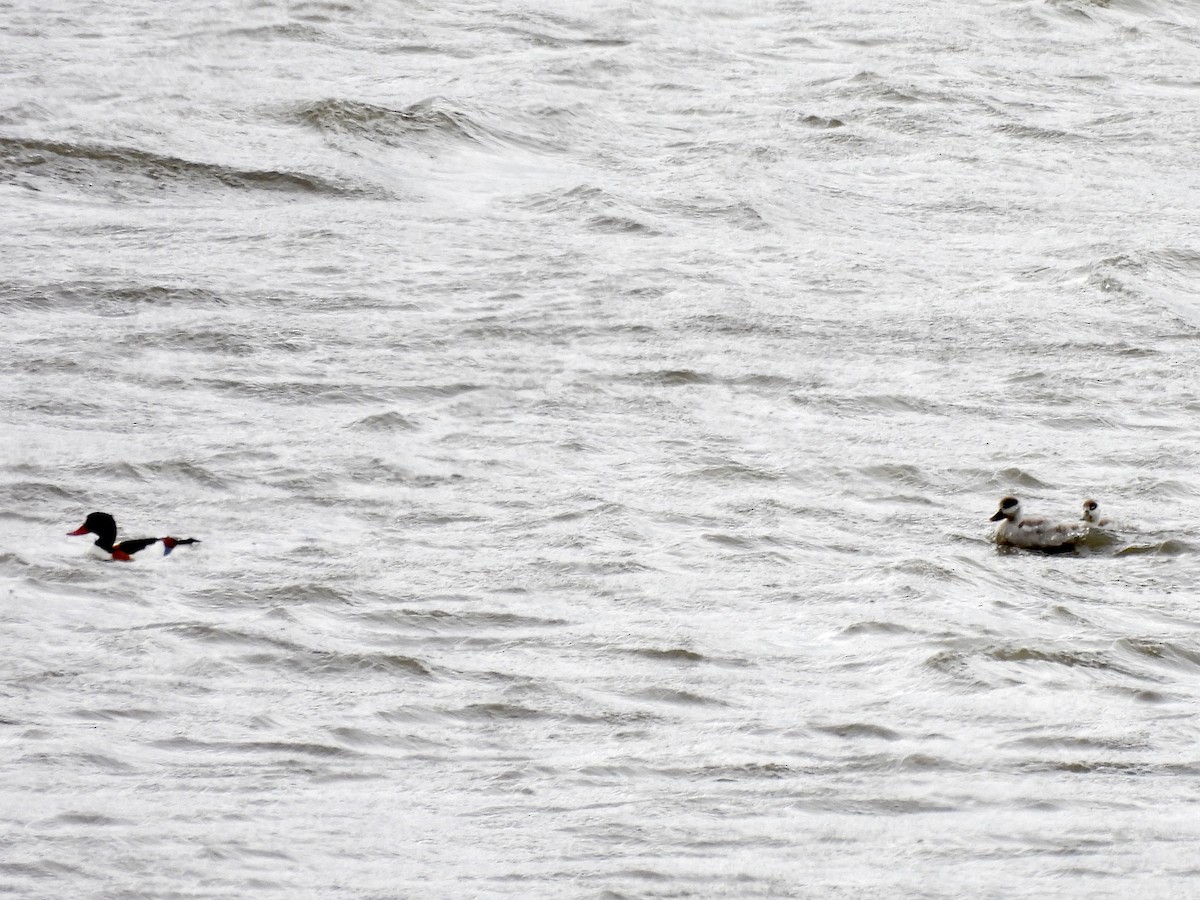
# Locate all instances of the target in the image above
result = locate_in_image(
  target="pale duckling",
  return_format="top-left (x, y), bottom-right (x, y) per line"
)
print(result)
top-left (990, 496), bottom-right (1083, 552)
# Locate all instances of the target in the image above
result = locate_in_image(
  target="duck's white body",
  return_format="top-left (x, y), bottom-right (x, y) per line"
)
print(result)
top-left (991, 497), bottom-right (1084, 551)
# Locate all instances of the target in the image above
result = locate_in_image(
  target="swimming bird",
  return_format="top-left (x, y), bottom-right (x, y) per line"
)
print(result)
top-left (1081, 499), bottom-right (1110, 527)
top-left (68, 512), bottom-right (200, 561)
top-left (989, 496), bottom-right (1082, 553)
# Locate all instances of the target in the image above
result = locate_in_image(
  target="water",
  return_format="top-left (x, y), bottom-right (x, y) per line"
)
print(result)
top-left (3, 0), bottom-right (1200, 896)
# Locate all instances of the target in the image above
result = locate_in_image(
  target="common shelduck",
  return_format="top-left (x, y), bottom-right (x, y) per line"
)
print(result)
top-left (68, 512), bottom-right (200, 561)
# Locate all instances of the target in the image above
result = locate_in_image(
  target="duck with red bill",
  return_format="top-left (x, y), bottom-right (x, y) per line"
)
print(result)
top-left (69, 511), bottom-right (200, 561)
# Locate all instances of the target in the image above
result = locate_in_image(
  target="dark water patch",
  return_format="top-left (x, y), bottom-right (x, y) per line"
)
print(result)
top-left (693, 762), bottom-right (795, 781)
top-left (634, 368), bottom-right (714, 386)
top-left (687, 459), bottom-right (785, 482)
top-left (1115, 638), bottom-right (1200, 670)
top-left (200, 842), bottom-right (296, 864)
top-left (586, 213), bottom-right (658, 234)
top-left (0, 481), bottom-right (81, 506)
top-left (544, 501), bottom-right (623, 523)
top-left (1042, 413), bottom-right (1129, 431)
top-left (346, 466), bottom-right (464, 491)
top-left (123, 460), bottom-right (228, 489)
top-left (357, 607), bottom-right (568, 633)
top-left (0, 860), bottom-right (90, 879)
top-left (789, 112), bottom-right (847, 129)
top-left (839, 71), bottom-right (924, 104)
top-left (1006, 734), bottom-right (1148, 752)
top-left (343, 457), bottom-right (440, 487)
top-left (398, 511), bottom-right (487, 529)
top-left (972, 466), bottom-right (1054, 491)
top-left (487, 20), bottom-right (630, 50)
top-left (150, 737), bottom-right (354, 759)
top-left (860, 462), bottom-right (934, 489)
top-left (452, 703), bottom-right (554, 722)
top-left (814, 722), bottom-right (903, 741)
top-left (616, 647), bottom-right (750, 669)
top-left (190, 582), bottom-right (351, 608)
top-left (885, 558), bottom-right (963, 581)
top-left (121, 326), bottom-right (322, 358)
top-left (1115, 539), bottom-right (1188, 556)
top-left (287, 1), bottom-right (359, 23)
top-left (264, 583), bottom-right (352, 605)
top-left (221, 21), bottom-right (331, 43)
top-left (923, 650), bottom-right (1002, 688)
top-left (0, 135), bottom-right (365, 200)
top-left (276, 650), bottom-right (433, 678)
top-left (76, 461), bottom-right (147, 484)
top-left (703, 532), bottom-right (757, 549)
top-left (856, 752), bottom-right (966, 774)
top-left (1016, 759), bottom-right (1200, 776)
top-left (392, 381), bottom-right (483, 401)
top-left (286, 540), bottom-right (345, 558)
top-left (621, 647), bottom-right (706, 664)
top-left (153, 622), bottom-right (305, 653)
top-left (666, 197), bottom-right (768, 231)
top-left (580, 556), bottom-right (655, 576)
top-left (728, 372), bottom-right (798, 390)
top-left (0, 100), bottom-right (53, 126)
top-left (627, 688), bottom-right (727, 707)
top-left (1045, 605), bottom-right (1094, 626)
top-left (0, 281), bottom-right (228, 315)
top-left (327, 726), bottom-right (445, 753)
top-left (0, 551), bottom-right (30, 571)
top-left (21, 751), bottom-right (136, 774)
top-left (689, 313), bottom-right (799, 338)
top-left (199, 377), bottom-right (388, 405)
top-left (294, 96), bottom-right (562, 153)
top-left (1121, 688), bottom-right (1173, 703)
top-left (803, 794), bottom-right (958, 816)
top-left (838, 620), bottom-right (917, 637)
top-left (47, 812), bottom-right (129, 828)
top-left (837, 394), bottom-right (935, 415)
top-left (515, 184), bottom-right (658, 232)
top-left (349, 410), bottom-right (419, 432)
top-left (1125, 477), bottom-right (1197, 499)
top-left (994, 122), bottom-right (1086, 143)
top-left (69, 707), bottom-right (162, 723)
top-left (985, 645), bottom-right (1148, 679)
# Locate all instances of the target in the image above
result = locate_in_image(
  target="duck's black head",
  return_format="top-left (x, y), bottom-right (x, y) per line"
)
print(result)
top-left (69, 512), bottom-right (117, 543)
top-left (990, 496), bottom-right (1019, 522)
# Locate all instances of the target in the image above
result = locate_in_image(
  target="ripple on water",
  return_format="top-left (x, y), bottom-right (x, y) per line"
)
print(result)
top-left (348, 410), bottom-right (420, 432)
top-left (0, 136), bottom-right (373, 200)
top-left (1114, 637), bottom-right (1200, 672)
top-left (293, 96), bottom-right (565, 154)
top-left (836, 620), bottom-right (920, 638)
top-left (812, 722), bottom-right (904, 741)
top-left (272, 650), bottom-right (434, 679)
top-left (624, 688), bottom-right (728, 708)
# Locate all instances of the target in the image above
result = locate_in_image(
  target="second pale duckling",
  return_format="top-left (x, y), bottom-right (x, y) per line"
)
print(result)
top-left (1081, 498), bottom-right (1111, 527)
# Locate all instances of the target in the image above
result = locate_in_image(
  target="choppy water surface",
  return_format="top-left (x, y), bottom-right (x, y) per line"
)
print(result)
top-left (4, 0), bottom-right (1200, 896)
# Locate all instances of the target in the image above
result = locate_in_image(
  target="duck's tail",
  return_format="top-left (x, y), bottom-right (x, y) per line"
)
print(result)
top-left (161, 537), bottom-right (201, 556)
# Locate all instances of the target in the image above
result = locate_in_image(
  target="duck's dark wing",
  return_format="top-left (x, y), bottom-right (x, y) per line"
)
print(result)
top-left (115, 537), bottom-right (160, 557)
